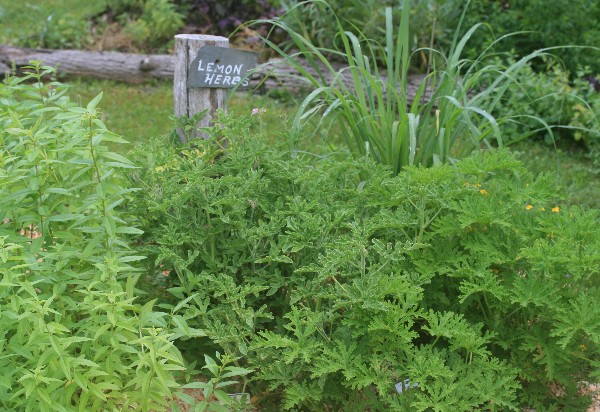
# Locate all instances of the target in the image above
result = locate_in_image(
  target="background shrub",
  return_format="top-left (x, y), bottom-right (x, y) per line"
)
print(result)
top-left (129, 113), bottom-right (599, 410)
top-left (452, 0), bottom-right (600, 75)
top-left (175, 0), bottom-right (282, 36)
top-left (260, 2), bottom-right (587, 173)
top-left (482, 57), bottom-right (600, 147)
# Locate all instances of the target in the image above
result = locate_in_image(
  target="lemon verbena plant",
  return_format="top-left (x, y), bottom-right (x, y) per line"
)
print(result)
top-left (0, 64), bottom-right (184, 411)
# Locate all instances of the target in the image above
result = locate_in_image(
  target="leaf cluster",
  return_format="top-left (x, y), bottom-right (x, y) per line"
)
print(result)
top-left (129, 112), bottom-right (599, 410)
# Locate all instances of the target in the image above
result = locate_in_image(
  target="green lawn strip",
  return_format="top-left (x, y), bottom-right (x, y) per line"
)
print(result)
top-left (68, 78), bottom-right (298, 145)
top-left (69, 78), bottom-right (174, 147)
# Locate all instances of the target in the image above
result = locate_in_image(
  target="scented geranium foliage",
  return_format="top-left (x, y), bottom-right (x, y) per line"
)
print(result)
top-left (129, 113), bottom-right (598, 411)
top-left (0, 65), bottom-right (184, 411)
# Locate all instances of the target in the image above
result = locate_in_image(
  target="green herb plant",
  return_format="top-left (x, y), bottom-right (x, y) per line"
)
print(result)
top-left (177, 352), bottom-right (254, 412)
top-left (0, 64), bottom-right (186, 411)
top-left (129, 112), bottom-right (599, 410)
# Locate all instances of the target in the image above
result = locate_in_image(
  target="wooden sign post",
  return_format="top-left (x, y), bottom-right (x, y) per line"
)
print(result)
top-left (174, 34), bottom-right (258, 140)
top-left (174, 34), bottom-right (228, 140)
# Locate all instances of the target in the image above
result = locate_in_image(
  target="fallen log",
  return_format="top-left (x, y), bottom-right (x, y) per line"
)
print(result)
top-left (0, 45), bottom-right (430, 103)
top-left (0, 45), bottom-right (173, 83)
top-left (255, 57), bottom-right (430, 103)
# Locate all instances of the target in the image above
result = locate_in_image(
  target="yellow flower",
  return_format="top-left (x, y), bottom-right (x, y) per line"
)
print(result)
top-left (525, 204), bottom-right (534, 210)
top-left (552, 207), bottom-right (560, 213)
top-left (479, 189), bottom-right (488, 196)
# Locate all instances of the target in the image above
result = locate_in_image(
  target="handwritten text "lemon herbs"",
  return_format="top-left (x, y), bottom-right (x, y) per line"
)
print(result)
top-left (196, 60), bottom-right (249, 87)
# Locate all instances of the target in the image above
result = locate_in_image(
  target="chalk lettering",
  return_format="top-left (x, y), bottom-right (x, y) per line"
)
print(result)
top-left (198, 61), bottom-right (245, 77)
top-left (188, 46), bottom-right (258, 89)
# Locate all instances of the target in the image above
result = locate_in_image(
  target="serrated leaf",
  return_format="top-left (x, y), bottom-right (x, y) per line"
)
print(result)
top-left (175, 391), bottom-right (196, 405)
top-left (87, 92), bottom-right (103, 110)
top-left (220, 367), bottom-right (254, 378)
top-left (114, 226), bottom-right (144, 235)
top-left (47, 213), bottom-right (82, 222)
top-left (45, 188), bottom-right (72, 195)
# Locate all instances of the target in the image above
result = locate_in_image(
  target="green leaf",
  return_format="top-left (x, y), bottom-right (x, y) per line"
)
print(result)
top-left (117, 255), bottom-right (146, 263)
top-left (203, 354), bottom-right (219, 376)
top-left (98, 151), bottom-right (135, 165)
top-left (221, 367), bottom-right (254, 378)
top-left (182, 382), bottom-right (210, 389)
top-left (174, 391), bottom-right (196, 405)
top-left (36, 388), bottom-right (53, 406)
top-left (114, 226), bottom-right (144, 235)
top-left (45, 188), bottom-right (72, 195)
top-left (47, 213), bottom-right (82, 222)
top-left (213, 391), bottom-right (234, 410)
top-left (87, 92), bottom-right (103, 110)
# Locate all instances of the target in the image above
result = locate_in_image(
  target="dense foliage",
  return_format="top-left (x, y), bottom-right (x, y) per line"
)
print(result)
top-left (453, 0), bottom-right (600, 75)
top-left (128, 113), bottom-right (599, 410)
top-left (104, 0), bottom-right (185, 50)
top-left (484, 58), bottom-right (600, 148)
top-left (1, 1), bottom-right (599, 410)
top-left (0, 65), bottom-right (185, 410)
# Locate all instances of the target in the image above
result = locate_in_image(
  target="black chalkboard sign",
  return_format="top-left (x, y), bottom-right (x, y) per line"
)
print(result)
top-left (188, 46), bottom-right (258, 89)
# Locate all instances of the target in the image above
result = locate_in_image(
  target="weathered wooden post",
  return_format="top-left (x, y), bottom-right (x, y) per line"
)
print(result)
top-left (174, 34), bottom-right (228, 140)
top-left (174, 34), bottom-right (258, 140)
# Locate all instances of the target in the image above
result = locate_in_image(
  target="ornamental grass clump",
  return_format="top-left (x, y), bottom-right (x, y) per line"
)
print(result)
top-left (255, 0), bottom-right (561, 174)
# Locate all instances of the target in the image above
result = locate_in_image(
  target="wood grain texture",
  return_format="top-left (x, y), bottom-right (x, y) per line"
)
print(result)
top-left (173, 34), bottom-right (228, 140)
top-left (0, 45), bottom-right (173, 82)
